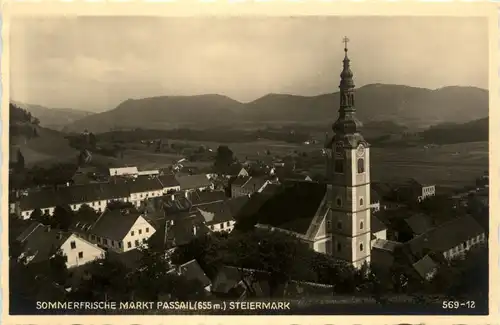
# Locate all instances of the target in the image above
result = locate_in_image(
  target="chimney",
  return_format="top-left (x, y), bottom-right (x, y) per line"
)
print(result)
top-left (46, 225), bottom-right (51, 232)
top-left (193, 225), bottom-right (197, 236)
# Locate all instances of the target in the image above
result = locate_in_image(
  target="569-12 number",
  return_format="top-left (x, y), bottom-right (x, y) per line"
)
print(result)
top-left (442, 300), bottom-right (475, 309)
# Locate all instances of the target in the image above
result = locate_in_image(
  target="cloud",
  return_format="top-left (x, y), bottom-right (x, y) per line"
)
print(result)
top-left (10, 16), bottom-right (488, 111)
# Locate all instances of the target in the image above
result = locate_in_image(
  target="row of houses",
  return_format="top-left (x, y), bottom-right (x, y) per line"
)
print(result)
top-left (13, 183), bottom-right (266, 269)
top-left (10, 173), bottom-right (214, 220)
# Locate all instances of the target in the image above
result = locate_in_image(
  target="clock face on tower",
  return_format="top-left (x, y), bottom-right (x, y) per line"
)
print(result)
top-left (357, 144), bottom-right (365, 157)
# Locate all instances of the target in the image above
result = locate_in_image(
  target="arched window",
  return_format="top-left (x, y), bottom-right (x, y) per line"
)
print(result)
top-left (337, 243), bottom-right (342, 252)
top-left (360, 221), bottom-right (364, 230)
top-left (357, 158), bottom-right (365, 174)
top-left (336, 197), bottom-right (342, 207)
top-left (360, 243), bottom-right (364, 251)
top-left (359, 198), bottom-right (364, 206)
top-left (337, 221), bottom-right (342, 230)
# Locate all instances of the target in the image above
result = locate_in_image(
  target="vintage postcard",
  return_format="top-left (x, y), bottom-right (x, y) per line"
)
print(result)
top-left (1, 1), bottom-right (498, 325)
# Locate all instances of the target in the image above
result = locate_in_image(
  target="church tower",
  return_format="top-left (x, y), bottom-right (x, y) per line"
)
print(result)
top-left (325, 37), bottom-right (371, 269)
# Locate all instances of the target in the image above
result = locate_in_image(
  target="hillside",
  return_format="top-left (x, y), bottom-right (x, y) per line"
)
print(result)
top-left (66, 95), bottom-right (244, 133)
top-left (64, 84), bottom-right (488, 133)
top-left (12, 101), bottom-right (93, 130)
top-left (9, 103), bottom-right (79, 166)
top-left (420, 117), bottom-right (488, 144)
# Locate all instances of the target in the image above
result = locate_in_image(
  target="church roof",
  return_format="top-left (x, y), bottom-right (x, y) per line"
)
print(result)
top-left (253, 181), bottom-right (327, 235)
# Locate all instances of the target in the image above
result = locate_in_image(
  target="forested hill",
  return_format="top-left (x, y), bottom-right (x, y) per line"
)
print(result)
top-left (64, 84), bottom-right (488, 133)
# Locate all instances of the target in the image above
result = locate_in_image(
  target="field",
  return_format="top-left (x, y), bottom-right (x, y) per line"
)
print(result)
top-left (123, 139), bottom-right (487, 188)
top-left (10, 127), bottom-right (79, 167)
top-left (14, 127), bottom-right (488, 189)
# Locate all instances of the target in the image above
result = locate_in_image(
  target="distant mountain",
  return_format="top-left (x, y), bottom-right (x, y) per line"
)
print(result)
top-left (12, 101), bottom-right (93, 130)
top-left (64, 84), bottom-right (488, 133)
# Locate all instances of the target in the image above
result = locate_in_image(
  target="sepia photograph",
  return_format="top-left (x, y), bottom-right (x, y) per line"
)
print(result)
top-left (4, 6), bottom-right (495, 319)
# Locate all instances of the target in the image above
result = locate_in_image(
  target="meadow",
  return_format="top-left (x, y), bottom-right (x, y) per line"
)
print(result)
top-left (13, 125), bottom-right (488, 189)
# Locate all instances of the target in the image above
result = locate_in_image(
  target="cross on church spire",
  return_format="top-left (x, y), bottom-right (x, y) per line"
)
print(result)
top-left (343, 36), bottom-right (350, 51)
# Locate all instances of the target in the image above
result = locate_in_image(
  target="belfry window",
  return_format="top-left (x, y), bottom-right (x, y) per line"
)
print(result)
top-left (360, 243), bottom-right (364, 251)
top-left (334, 160), bottom-right (344, 173)
top-left (357, 158), bottom-right (365, 174)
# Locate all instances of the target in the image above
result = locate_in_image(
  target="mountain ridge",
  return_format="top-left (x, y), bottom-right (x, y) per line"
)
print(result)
top-left (59, 83), bottom-right (489, 133)
top-left (12, 101), bottom-right (93, 131)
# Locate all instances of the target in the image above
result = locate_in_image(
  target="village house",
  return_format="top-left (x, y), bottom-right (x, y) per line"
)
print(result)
top-left (196, 200), bottom-right (238, 233)
top-left (109, 166), bottom-right (139, 177)
top-left (231, 176), bottom-right (270, 198)
top-left (137, 169), bottom-right (160, 177)
top-left (147, 210), bottom-right (211, 251)
top-left (158, 174), bottom-right (181, 194)
top-left (18, 188), bottom-right (59, 220)
top-left (370, 188), bottom-right (382, 212)
top-left (371, 215), bottom-right (387, 241)
top-left (395, 178), bottom-right (436, 203)
top-left (175, 174), bottom-right (214, 193)
top-left (16, 222), bottom-right (105, 269)
top-left (187, 190), bottom-right (227, 207)
top-left (173, 259), bottom-right (212, 293)
top-left (370, 238), bottom-right (402, 272)
top-left (412, 254), bottom-right (440, 281)
top-left (211, 265), bottom-right (271, 299)
top-left (65, 183), bottom-right (131, 213)
top-left (475, 171), bottom-right (489, 189)
top-left (127, 176), bottom-right (165, 207)
top-left (84, 208), bottom-right (157, 253)
top-left (405, 215), bottom-right (486, 263)
top-left (16, 182), bottom-right (131, 220)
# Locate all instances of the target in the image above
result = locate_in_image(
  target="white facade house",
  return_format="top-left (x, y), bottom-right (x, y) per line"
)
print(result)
top-left (197, 201), bottom-right (237, 233)
top-left (127, 177), bottom-right (165, 207)
top-left (16, 223), bottom-right (105, 269)
top-left (109, 166), bottom-right (139, 177)
top-left (418, 184), bottom-right (436, 202)
top-left (17, 183), bottom-right (131, 220)
top-left (158, 174), bottom-right (182, 194)
top-left (407, 215), bottom-right (486, 263)
top-left (88, 210), bottom-right (156, 253)
top-left (60, 234), bottom-right (106, 268)
top-left (442, 232), bottom-right (486, 260)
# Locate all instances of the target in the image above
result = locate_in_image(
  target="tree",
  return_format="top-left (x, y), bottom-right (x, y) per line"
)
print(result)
top-left (88, 132), bottom-right (97, 148)
top-left (47, 247), bottom-right (69, 286)
top-left (77, 204), bottom-right (98, 218)
top-left (214, 145), bottom-right (235, 174)
top-left (16, 149), bottom-right (25, 171)
top-left (30, 208), bottom-right (43, 221)
top-left (52, 205), bottom-right (74, 231)
top-left (76, 253), bottom-right (132, 301)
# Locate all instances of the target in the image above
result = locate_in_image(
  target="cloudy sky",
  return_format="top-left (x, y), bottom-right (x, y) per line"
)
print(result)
top-left (10, 16), bottom-right (488, 112)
